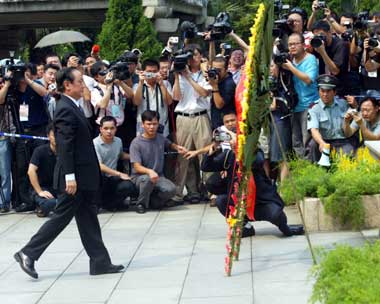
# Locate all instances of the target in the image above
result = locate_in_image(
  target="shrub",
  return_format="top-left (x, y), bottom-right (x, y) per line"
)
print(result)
top-left (310, 242), bottom-right (380, 304)
top-left (279, 148), bottom-right (380, 229)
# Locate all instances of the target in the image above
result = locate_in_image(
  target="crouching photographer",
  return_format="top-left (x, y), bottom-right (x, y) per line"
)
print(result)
top-left (201, 121), bottom-right (304, 237)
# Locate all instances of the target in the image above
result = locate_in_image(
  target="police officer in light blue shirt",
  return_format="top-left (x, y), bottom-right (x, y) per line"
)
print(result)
top-left (307, 74), bottom-right (356, 162)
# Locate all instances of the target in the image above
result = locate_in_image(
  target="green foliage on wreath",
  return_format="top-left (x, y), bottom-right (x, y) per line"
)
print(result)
top-left (310, 242), bottom-right (380, 304)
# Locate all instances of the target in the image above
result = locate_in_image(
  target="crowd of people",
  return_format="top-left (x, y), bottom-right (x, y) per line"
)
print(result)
top-left (0, 1), bottom-right (380, 238)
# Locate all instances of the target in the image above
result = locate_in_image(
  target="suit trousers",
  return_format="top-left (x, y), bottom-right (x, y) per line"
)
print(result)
top-left (175, 114), bottom-right (212, 197)
top-left (22, 190), bottom-right (111, 271)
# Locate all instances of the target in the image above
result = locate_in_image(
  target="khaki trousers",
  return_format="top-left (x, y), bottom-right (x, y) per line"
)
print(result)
top-left (175, 114), bottom-right (212, 197)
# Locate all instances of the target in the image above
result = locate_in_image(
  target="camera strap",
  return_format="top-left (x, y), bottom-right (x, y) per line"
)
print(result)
top-left (93, 84), bottom-right (122, 119)
top-left (143, 83), bottom-right (164, 111)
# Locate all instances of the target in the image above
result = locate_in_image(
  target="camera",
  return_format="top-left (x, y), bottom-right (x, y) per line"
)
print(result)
top-left (310, 35), bottom-right (327, 48)
top-left (273, 19), bottom-right (292, 38)
top-left (274, 0), bottom-right (290, 16)
top-left (347, 108), bottom-right (358, 115)
top-left (368, 37), bottom-right (380, 49)
top-left (353, 11), bottom-right (370, 31)
top-left (341, 30), bottom-right (354, 42)
top-left (104, 62), bottom-right (131, 84)
top-left (207, 68), bottom-right (219, 80)
top-left (144, 72), bottom-right (158, 79)
top-left (5, 63), bottom-right (27, 87)
top-left (317, 1), bottom-right (326, 9)
top-left (207, 12), bottom-right (232, 41)
top-left (273, 52), bottom-right (290, 65)
top-left (213, 127), bottom-right (231, 143)
top-left (180, 21), bottom-right (200, 39)
top-left (48, 83), bottom-right (57, 91)
top-left (173, 50), bottom-right (193, 72)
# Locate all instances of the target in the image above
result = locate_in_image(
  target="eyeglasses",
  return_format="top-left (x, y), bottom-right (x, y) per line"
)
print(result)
top-left (288, 42), bottom-right (303, 47)
top-left (288, 19), bottom-right (302, 24)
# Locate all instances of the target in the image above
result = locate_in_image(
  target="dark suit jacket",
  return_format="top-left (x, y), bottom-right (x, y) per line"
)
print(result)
top-left (53, 94), bottom-right (100, 192)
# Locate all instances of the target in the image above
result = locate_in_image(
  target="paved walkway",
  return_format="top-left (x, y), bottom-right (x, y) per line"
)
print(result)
top-left (0, 204), bottom-right (377, 304)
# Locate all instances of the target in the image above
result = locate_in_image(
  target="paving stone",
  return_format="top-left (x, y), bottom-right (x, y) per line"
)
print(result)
top-left (1, 204), bottom-right (369, 304)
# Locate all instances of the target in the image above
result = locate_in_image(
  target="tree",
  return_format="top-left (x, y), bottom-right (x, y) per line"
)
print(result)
top-left (97, 0), bottom-right (162, 61)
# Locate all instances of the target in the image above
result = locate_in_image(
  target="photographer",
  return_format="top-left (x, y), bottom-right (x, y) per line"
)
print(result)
top-left (0, 72), bottom-right (15, 213)
top-left (133, 59), bottom-right (173, 137)
top-left (201, 133), bottom-right (304, 237)
top-left (343, 97), bottom-right (380, 141)
top-left (308, 2), bottom-right (345, 34)
top-left (207, 57), bottom-right (236, 130)
top-left (269, 64), bottom-right (292, 182)
top-left (362, 37), bottom-right (380, 98)
top-left (172, 44), bottom-right (213, 203)
top-left (90, 61), bottom-right (133, 129)
top-left (310, 20), bottom-right (349, 95)
top-left (13, 63), bottom-right (55, 212)
top-left (281, 33), bottom-right (319, 157)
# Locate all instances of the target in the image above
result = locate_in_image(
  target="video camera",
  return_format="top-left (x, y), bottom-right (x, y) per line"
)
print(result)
top-left (3, 62), bottom-right (27, 88)
top-left (172, 49), bottom-right (193, 72)
top-left (272, 0), bottom-right (291, 38)
top-left (104, 62), bottom-right (131, 84)
top-left (274, 0), bottom-right (290, 16)
top-left (207, 12), bottom-right (232, 41)
top-left (353, 11), bottom-right (370, 31)
top-left (180, 21), bottom-right (201, 40)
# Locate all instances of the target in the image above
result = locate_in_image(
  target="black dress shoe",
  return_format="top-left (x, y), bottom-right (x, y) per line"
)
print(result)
top-left (15, 203), bottom-right (35, 213)
top-left (90, 264), bottom-right (125, 275)
top-left (289, 225), bottom-right (305, 236)
top-left (14, 251), bottom-right (38, 279)
top-left (136, 204), bottom-right (146, 214)
top-left (242, 224), bottom-right (256, 238)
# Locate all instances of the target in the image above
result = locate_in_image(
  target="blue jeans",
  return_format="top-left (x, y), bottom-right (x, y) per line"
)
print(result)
top-left (0, 139), bottom-right (12, 207)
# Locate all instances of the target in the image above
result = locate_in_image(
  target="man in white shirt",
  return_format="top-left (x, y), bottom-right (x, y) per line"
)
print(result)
top-left (172, 44), bottom-right (212, 203)
top-left (133, 59), bottom-right (172, 137)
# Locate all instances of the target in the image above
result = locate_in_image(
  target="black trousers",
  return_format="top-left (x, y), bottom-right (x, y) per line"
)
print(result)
top-left (22, 190), bottom-right (112, 272)
top-left (100, 176), bottom-right (138, 210)
top-left (215, 194), bottom-right (292, 236)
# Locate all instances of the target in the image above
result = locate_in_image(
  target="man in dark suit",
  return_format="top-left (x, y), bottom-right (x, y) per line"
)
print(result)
top-left (14, 67), bottom-right (124, 279)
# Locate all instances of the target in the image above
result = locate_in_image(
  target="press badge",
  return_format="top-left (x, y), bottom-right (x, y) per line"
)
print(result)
top-left (111, 104), bottom-right (121, 118)
top-left (19, 103), bottom-right (29, 122)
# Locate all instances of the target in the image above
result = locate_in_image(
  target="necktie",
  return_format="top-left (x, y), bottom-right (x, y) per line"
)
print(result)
top-left (78, 105), bottom-right (85, 115)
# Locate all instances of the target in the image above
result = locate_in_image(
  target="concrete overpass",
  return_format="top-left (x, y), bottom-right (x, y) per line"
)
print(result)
top-left (0, 0), bottom-right (208, 57)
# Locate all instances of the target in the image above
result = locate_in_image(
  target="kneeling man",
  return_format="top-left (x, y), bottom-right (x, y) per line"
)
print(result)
top-left (130, 110), bottom-right (187, 213)
top-left (93, 116), bottom-right (138, 211)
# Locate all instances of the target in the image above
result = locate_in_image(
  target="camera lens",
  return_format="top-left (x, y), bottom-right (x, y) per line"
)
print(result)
top-left (311, 37), bottom-right (323, 48)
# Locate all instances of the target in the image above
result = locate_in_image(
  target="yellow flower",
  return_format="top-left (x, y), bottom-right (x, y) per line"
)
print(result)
top-left (227, 216), bottom-right (237, 228)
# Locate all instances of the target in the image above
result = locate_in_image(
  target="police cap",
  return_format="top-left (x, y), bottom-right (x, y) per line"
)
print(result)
top-left (317, 74), bottom-right (339, 90)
